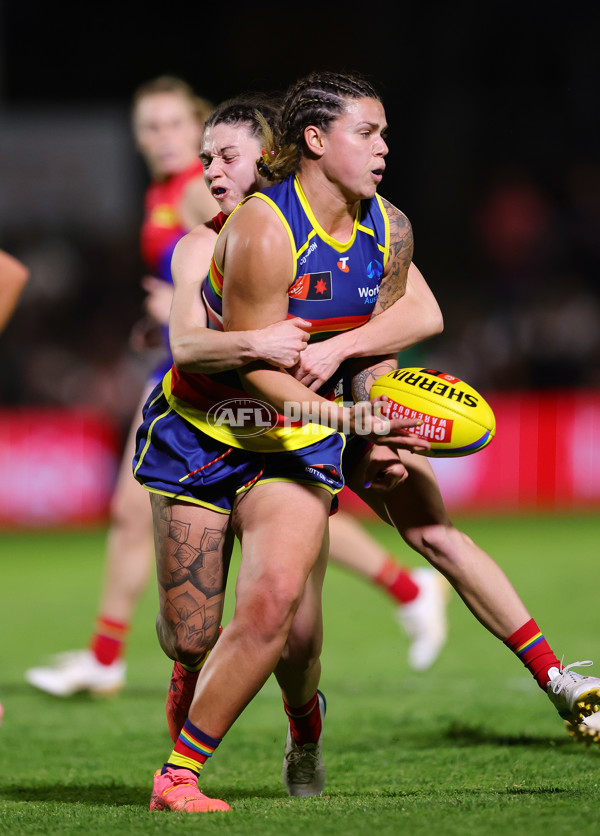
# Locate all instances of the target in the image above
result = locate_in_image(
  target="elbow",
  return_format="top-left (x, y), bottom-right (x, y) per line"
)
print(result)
top-left (16, 264), bottom-right (30, 288)
top-left (170, 338), bottom-right (196, 373)
top-left (431, 308), bottom-right (444, 337)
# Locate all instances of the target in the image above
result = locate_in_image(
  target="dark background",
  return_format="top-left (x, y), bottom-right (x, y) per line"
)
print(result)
top-left (1, 1), bottom-right (599, 436)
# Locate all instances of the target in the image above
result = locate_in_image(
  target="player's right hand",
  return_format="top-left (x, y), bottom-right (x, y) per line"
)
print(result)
top-left (256, 317), bottom-right (312, 368)
top-left (349, 398), bottom-right (431, 453)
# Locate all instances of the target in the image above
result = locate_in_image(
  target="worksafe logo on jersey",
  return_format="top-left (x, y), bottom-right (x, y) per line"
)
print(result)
top-left (358, 285), bottom-right (380, 304)
top-left (206, 398), bottom-right (280, 437)
top-left (288, 271), bottom-right (332, 300)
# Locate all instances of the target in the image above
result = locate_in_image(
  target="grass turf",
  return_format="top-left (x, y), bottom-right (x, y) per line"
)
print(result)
top-left (1, 513), bottom-right (600, 834)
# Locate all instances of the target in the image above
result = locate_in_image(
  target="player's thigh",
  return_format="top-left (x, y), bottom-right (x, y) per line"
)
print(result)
top-left (285, 528), bottom-right (329, 658)
top-left (150, 493), bottom-right (233, 633)
top-left (349, 449), bottom-right (451, 531)
top-left (232, 480), bottom-right (331, 604)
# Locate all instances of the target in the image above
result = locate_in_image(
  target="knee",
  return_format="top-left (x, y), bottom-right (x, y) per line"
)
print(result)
top-left (156, 613), bottom-right (220, 665)
top-left (237, 579), bottom-right (303, 644)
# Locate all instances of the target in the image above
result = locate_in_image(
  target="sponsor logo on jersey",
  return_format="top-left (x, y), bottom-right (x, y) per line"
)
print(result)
top-left (358, 285), bottom-right (380, 304)
top-left (304, 463), bottom-right (341, 485)
top-left (288, 271), bottom-right (332, 300)
top-left (337, 257), bottom-right (350, 272)
top-left (366, 259), bottom-right (383, 280)
top-left (298, 240), bottom-right (318, 265)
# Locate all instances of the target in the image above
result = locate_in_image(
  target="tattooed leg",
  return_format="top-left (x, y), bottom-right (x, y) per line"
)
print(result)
top-left (150, 494), bottom-right (233, 665)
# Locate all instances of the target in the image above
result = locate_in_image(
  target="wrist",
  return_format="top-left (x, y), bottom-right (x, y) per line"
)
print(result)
top-left (241, 330), bottom-right (262, 363)
top-left (331, 330), bottom-right (356, 362)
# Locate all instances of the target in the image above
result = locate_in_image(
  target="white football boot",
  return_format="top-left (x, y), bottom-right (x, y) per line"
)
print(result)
top-left (397, 568), bottom-right (449, 671)
top-left (546, 660), bottom-right (600, 724)
top-left (282, 691), bottom-right (326, 797)
top-left (25, 650), bottom-right (125, 697)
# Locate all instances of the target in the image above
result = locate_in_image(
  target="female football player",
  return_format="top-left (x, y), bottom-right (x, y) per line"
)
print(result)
top-left (134, 76), bottom-right (432, 812)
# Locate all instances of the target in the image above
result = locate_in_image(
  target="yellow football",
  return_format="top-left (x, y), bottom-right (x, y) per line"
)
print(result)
top-left (369, 367), bottom-right (496, 457)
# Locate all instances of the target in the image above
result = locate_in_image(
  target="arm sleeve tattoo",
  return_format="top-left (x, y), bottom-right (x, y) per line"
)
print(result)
top-left (371, 197), bottom-right (414, 317)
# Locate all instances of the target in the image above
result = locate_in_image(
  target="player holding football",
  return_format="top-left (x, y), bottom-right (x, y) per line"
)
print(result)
top-left (134, 77), bottom-right (436, 812)
top-left (137, 72), bottom-right (600, 813)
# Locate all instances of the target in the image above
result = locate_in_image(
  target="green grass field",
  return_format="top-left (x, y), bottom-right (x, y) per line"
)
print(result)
top-left (1, 513), bottom-right (600, 835)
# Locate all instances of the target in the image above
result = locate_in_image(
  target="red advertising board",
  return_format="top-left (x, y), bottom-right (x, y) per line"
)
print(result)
top-left (0, 408), bottom-right (120, 527)
top-left (339, 389), bottom-right (600, 517)
top-left (0, 391), bottom-right (599, 528)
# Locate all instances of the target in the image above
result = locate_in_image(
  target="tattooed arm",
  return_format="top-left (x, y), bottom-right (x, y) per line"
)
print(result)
top-left (293, 201), bottom-right (442, 391)
top-left (350, 356), bottom-right (397, 403)
top-left (371, 197), bottom-right (414, 315)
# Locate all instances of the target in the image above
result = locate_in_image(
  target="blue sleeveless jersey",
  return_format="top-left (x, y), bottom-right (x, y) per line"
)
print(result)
top-left (167, 174), bottom-right (390, 451)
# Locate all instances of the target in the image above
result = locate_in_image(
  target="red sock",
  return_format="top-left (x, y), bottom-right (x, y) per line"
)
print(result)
top-left (504, 618), bottom-right (560, 690)
top-left (284, 693), bottom-right (322, 746)
top-left (374, 557), bottom-right (419, 604)
top-left (90, 616), bottom-right (129, 666)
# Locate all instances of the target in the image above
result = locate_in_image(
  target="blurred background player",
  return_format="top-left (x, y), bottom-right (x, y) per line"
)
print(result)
top-left (24, 80), bottom-right (448, 699)
top-left (25, 75), bottom-right (219, 696)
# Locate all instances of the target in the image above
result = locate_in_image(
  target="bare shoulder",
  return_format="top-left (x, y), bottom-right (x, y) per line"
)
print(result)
top-left (370, 196), bottom-right (414, 313)
top-left (171, 221), bottom-right (218, 282)
top-left (221, 196), bottom-right (295, 301)
top-left (224, 195), bottom-right (289, 249)
top-left (379, 196), bottom-right (413, 259)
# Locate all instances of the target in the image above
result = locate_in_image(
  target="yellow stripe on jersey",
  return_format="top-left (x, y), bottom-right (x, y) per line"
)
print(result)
top-left (161, 371), bottom-right (336, 453)
top-left (244, 192), bottom-right (298, 263)
top-left (293, 177), bottom-right (358, 253)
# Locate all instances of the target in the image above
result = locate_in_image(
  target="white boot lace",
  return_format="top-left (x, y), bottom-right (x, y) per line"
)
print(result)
top-left (550, 659), bottom-right (593, 695)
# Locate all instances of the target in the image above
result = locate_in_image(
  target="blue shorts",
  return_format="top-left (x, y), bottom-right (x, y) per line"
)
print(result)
top-left (133, 386), bottom-right (345, 514)
top-left (341, 434), bottom-right (373, 480)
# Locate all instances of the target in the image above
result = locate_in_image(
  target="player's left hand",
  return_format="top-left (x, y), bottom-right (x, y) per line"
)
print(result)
top-left (291, 336), bottom-right (346, 391)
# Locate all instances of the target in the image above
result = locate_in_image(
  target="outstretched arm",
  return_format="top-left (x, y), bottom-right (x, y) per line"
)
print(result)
top-left (0, 250), bottom-right (29, 333)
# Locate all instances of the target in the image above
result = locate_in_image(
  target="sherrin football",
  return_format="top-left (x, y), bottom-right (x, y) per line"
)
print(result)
top-left (369, 367), bottom-right (496, 457)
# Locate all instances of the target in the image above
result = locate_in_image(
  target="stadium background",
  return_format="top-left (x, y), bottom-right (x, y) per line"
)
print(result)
top-left (0, 2), bottom-right (599, 525)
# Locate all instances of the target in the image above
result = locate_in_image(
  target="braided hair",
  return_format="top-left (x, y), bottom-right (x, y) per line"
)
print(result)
top-left (267, 71), bottom-right (382, 182)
